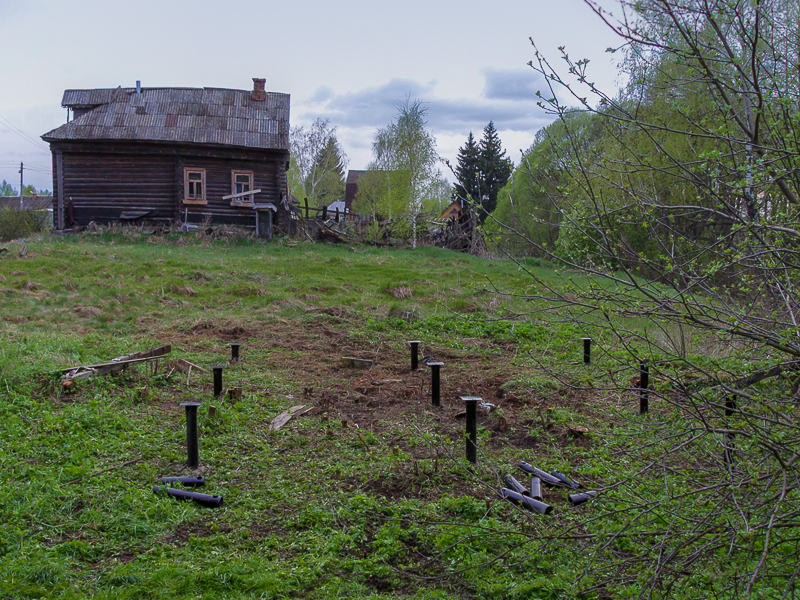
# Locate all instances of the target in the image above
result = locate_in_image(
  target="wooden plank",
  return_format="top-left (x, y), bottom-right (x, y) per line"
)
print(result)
top-left (59, 344), bottom-right (172, 375)
top-left (111, 344), bottom-right (172, 363)
top-left (176, 358), bottom-right (208, 373)
top-left (120, 210), bottom-right (152, 219)
top-left (269, 404), bottom-right (312, 432)
top-left (222, 188), bottom-right (262, 200)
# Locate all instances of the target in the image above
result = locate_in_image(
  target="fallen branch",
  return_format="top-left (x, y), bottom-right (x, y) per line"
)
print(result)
top-left (732, 361), bottom-right (800, 389)
top-left (697, 360), bottom-right (800, 391)
top-left (59, 457), bottom-right (144, 486)
top-left (177, 358), bottom-right (208, 373)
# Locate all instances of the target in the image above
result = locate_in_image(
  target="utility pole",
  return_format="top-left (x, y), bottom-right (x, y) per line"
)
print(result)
top-left (18, 162), bottom-right (23, 210)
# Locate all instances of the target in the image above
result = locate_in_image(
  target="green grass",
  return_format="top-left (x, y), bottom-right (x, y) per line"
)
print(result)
top-left (0, 230), bottom-right (796, 599)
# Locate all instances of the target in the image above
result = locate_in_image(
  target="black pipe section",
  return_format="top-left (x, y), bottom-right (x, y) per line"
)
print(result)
top-left (429, 362), bottom-right (443, 407)
top-left (408, 341), bottom-right (421, 371)
top-left (503, 475), bottom-right (530, 496)
top-left (568, 491), bottom-right (597, 506)
top-left (228, 343), bottom-right (241, 362)
top-left (726, 394), bottom-right (737, 417)
top-left (153, 486), bottom-right (223, 508)
top-left (639, 360), bottom-right (650, 414)
top-left (724, 433), bottom-right (736, 468)
top-left (161, 476), bottom-right (205, 487)
top-left (551, 470), bottom-right (582, 490)
top-left (517, 462), bottom-right (563, 487)
top-left (212, 366), bottom-right (224, 398)
top-left (461, 396), bottom-right (480, 464)
top-left (180, 402), bottom-right (201, 469)
top-left (500, 488), bottom-right (552, 515)
top-left (530, 477), bottom-right (543, 500)
top-left (582, 338), bottom-right (592, 365)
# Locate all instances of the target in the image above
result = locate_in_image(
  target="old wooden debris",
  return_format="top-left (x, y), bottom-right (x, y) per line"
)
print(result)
top-left (269, 405), bottom-right (313, 432)
top-left (342, 357), bottom-right (373, 369)
top-left (175, 358), bottom-right (208, 372)
top-left (60, 344), bottom-right (172, 380)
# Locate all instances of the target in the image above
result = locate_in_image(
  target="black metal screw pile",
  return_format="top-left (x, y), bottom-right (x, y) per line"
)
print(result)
top-left (639, 361), bottom-right (650, 414)
top-left (460, 396), bottom-right (481, 464)
top-left (429, 362), bottom-right (444, 407)
top-left (724, 394), bottom-right (737, 468)
top-left (154, 401), bottom-right (224, 508)
top-left (180, 402), bottom-right (201, 469)
top-left (228, 343), bottom-right (241, 362)
top-left (582, 338), bottom-right (592, 364)
top-left (212, 366), bottom-right (224, 398)
top-left (408, 340), bottom-right (421, 371)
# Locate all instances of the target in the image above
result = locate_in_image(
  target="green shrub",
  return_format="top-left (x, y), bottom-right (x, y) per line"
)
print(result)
top-left (0, 208), bottom-right (50, 242)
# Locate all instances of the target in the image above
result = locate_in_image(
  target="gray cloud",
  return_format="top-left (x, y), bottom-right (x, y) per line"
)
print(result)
top-left (481, 67), bottom-right (548, 101)
top-left (426, 96), bottom-right (550, 135)
top-left (296, 71), bottom-right (551, 140)
top-left (308, 85), bottom-right (335, 105)
top-left (301, 78), bottom-right (436, 129)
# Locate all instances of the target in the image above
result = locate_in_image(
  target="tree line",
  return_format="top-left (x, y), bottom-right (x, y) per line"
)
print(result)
top-left (482, 0), bottom-right (800, 596)
top-left (0, 180), bottom-right (49, 196)
top-left (288, 103), bottom-right (514, 245)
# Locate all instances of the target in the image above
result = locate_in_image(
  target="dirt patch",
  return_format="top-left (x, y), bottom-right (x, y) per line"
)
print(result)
top-left (107, 315), bottom-right (612, 501)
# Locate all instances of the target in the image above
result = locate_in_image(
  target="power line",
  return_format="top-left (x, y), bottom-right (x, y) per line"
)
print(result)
top-left (0, 113), bottom-right (51, 153)
top-left (0, 163), bottom-right (51, 174)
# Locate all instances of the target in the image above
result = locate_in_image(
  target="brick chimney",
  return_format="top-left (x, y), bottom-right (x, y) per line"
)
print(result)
top-left (251, 78), bottom-right (266, 101)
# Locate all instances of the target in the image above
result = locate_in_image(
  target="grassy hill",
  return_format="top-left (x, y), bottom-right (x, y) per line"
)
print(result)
top-left (0, 229), bottom-right (789, 599)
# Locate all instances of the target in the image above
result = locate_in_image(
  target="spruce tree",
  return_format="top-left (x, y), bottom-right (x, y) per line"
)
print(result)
top-left (477, 121), bottom-right (513, 221)
top-left (309, 135), bottom-right (346, 205)
top-left (453, 132), bottom-right (481, 204)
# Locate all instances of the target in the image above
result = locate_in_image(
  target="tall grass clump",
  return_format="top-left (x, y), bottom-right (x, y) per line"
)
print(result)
top-left (0, 208), bottom-right (50, 242)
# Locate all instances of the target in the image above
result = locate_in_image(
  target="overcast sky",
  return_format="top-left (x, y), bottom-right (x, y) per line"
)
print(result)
top-left (0, 0), bottom-right (624, 192)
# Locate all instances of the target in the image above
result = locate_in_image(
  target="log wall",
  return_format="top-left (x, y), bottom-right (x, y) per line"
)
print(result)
top-left (49, 140), bottom-right (288, 228)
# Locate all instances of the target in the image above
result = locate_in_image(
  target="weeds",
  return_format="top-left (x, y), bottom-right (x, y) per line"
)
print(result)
top-left (0, 207), bottom-right (50, 242)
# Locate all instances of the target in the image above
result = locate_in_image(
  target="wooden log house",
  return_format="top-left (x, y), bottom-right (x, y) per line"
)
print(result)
top-left (41, 79), bottom-right (292, 236)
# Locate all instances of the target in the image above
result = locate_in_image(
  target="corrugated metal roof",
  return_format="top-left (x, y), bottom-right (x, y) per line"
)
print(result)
top-left (43, 86), bottom-right (290, 151)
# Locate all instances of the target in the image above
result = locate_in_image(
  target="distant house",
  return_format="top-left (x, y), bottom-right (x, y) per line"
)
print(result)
top-left (439, 200), bottom-right (464, 221)
top-left (325, 200), bottom-right (347, 215)
top-left (41, 79), bottom-right (292, 235)
top-left (344, 170), bottom-right (368, 213)
top-left (0, 195), bottom-right (53, 211)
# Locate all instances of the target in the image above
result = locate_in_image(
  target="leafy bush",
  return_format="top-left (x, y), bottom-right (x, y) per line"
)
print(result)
top-left (0, 208), bottom-right (50, 242)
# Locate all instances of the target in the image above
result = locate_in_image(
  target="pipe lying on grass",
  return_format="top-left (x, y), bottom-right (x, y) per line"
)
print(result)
top-left (153, 486), bottom-right (223, 508)
top-left (500, 488), bottom-right (552, 515)
top-left (517, 462), bottom-right (563, 487)
top-left (503, 475), bottom-right (530, 496)
top-left (568, 491), bottom-right (597, 506)
top-left (551, 470), bottom-right (582, 489)
top-left (530, 477), bottom-right (543, 500)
